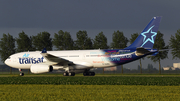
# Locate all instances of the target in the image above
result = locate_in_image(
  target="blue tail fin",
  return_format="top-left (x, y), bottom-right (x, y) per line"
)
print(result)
top-left (125, 16), bottom-right (162, 49)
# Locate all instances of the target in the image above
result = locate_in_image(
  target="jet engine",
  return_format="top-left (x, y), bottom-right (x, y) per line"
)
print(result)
top-left (30, 64), bottom-right (53, 74)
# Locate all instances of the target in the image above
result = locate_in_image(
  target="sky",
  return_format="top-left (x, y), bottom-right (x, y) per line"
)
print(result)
top-left (0, 0), bottom-right (180, 69)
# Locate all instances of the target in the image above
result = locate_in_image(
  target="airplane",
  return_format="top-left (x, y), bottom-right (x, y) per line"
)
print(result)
top-left (4, 16), bottom-right (162, 76)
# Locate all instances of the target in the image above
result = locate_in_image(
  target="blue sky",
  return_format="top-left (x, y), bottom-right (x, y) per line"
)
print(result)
top-left (0, 0), bottom-right (180, 69)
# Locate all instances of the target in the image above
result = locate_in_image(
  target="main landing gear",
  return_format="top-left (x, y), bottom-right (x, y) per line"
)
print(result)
top-left (63, 72), bottom-right (75, 76)
top-left (19, 69), bottom-right (24, 76)
top-left (83, 72), bottom-right (95, 76)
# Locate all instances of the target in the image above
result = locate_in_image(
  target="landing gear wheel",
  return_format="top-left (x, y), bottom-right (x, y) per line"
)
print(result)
top-left (83, 72), bottom-right (88, 76)
top-left (63, 72), bottom-right (75, 76)
top-left (19, 69), bottom-right (24, 76)
top-left (91, 72), bottom-right (95, 76)
top-left (69, 72), bottom-right (75, 76)
top-left (63, 72), bottom-right (68, 76)
top-left (20, 72), bottom-right (24, 76)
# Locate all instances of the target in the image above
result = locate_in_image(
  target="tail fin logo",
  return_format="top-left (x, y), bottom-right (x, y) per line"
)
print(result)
top-left (140, 25), bottom-right (157, 47)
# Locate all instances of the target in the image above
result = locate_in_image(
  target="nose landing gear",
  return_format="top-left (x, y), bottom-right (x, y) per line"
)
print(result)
top-left (19, 69), bottom-right (24, 76)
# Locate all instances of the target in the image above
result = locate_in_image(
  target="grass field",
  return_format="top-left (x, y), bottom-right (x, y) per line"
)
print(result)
top-left (0, 85), bottom-right (180, 101)
top-left (1, 75), bottom-right (180, 100)
top-left (0, 76), bottom-right (180, 85)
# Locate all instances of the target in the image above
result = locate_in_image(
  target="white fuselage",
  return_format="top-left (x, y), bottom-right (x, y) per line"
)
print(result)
top-left (5, 50), bottom-right (126, 70)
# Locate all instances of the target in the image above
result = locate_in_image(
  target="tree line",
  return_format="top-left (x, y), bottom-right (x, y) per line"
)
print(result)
top-left (0, 29), bottom-right (180, 74)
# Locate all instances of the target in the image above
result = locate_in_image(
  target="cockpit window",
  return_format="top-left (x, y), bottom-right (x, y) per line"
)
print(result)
top-left (8, 57), bottom-right (11, 59)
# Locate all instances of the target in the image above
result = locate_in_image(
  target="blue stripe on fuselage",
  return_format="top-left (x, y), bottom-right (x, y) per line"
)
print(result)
top-left (102, 49), bottom-right (157, 65)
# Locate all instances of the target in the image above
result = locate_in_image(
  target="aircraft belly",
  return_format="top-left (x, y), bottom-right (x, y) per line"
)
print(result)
top-left (15, 63), bottom-right (31, 69)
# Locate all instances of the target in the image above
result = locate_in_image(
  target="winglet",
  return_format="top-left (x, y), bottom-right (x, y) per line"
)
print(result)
top-left (42, 48), bottom-right (47, 53)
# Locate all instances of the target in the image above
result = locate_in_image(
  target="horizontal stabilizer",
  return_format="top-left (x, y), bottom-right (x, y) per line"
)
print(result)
top-left (150, 49), bottom-right (169, 56)
top-left (151, 52), bottom-right (158, 56)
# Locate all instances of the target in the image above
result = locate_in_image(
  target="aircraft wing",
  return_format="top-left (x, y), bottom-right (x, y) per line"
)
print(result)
top-left (40, 48), bottom-right (74, 65)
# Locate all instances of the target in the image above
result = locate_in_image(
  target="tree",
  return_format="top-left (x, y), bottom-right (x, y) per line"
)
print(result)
top-left (52, 30), bottom-right (74, 50)
top-left (169, 29), bottom-right (180, 59)
top-left (16, 31), bottom-right (33, 52)
top-left (93, 32), bottom-right (109, 49)
top-left (148, 31), bottom-right (168, 74)
top-left (0, 33), bottom-right (15, 74)
top-left (75, 30), bottom-right (93, 50)
top-left (111, 30), bottom-right (128, 49)
top-left (0, 33), bottom-right (15, 62)
top-left (129, 33), bottom-right (139, 44)
top-left (85, 37), bottom-right (93, 49)
top-left (111, 31), bottom-right (128, 74)
top-left (129, 33), bottom-right (143, 74)
top-left (32, 31), bottom-right (52, 51)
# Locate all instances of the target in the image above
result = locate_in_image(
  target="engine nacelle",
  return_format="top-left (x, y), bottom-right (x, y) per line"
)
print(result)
top-left (30, 64), bottom-right (53, 74)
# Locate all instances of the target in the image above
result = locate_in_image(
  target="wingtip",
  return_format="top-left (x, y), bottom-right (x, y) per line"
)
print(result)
top-left (42, 48), bottom-right (47, 53)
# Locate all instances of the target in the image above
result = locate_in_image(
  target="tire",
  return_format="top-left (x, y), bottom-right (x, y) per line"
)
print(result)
top-left (20, 73), bottom-right (24, 76)
top-left (63, 72), bottom-right (68, 76)
top-left (91, 72), bottom-right (95, 76)
top-left (83, 72), bottom-right (86, 76)
top-left (68, 72), bottom-right (72, 76)
top-left (83, 72), bottom-right (89, 76)
top-left (69, 72), bottom-right (75, 76)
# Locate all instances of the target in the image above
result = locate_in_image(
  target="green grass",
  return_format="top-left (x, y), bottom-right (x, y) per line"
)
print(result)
top-left (0, 76), bottom-right (180, 85)
top-left (1, 76), bottom-right (180, 100)
top-left (0, 85), bottom-right (180, 101)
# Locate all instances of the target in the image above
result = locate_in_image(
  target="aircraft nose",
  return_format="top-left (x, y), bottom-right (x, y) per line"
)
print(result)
top-left (4, 59), bottom-right (8, 65)
top-left (4, 58), bottom-right (11, 66)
